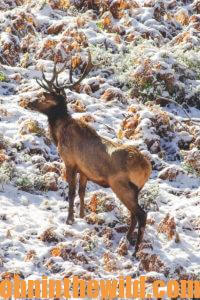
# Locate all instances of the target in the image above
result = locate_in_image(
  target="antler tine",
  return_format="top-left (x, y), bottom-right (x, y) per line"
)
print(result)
top-left (58, 50), bottom-right (93, 90)
top-left (36, 78), bottom-right (53, 92)
top-left (54, 61), bottom-right (68, 88)
top-left (40, 68), bottom-right (56, 91)
top-left (53, 60), bottom-right (68, 78)
top-left (48, 61), bottom-right (68, 91)
top-left (36, 51), bottom-right (92, 93)
top-left (36, 63), bottom-right (64, 93)
top-left (69, 59), bottom-right (73, 84)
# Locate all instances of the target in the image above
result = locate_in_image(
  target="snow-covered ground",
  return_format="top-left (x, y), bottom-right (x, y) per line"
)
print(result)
top-left (0, 0), bottom-right (200, 292)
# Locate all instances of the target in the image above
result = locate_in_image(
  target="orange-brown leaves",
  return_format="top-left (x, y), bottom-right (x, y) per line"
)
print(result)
top-left (49, 0), bottom-right (70, 10)
top-left (88, 194), bottom-right (98, 213)
top-left (101, 87), bottom-right (125, 102)
top-left (79, 114), bottom-right (95, 123)
top-left (0, 32), bottom-right (20, 65)
top-left (19, 119), bottom-right (45, 136)
top-left (47, 22), bottom-right (64, 35)
top-left (103, 252), bottom-right (117, 272)
top-left (24, 250), bottom-right (36, 262)
top-left (71, 55), bottom-right (82, 70)
top-left (117, 239), bottom-right (128, 256)
top-left (102, 13), bottom-right (113, 29)
top-left (37, 38), bottom-right (57, 59)
top-left (121, 114), bottom-right (140, 139)
top-left (183, 148), bottom-right (200, 175)
top-left (157, 214), bottom-right (178, 241)
top-left (109, 0), bottom-right (134, 19)
top-left (175, 9), bottom-right (189, 25)
top-left (87, 192), bottom-right (115, 213)
top-left (0, 150), bottom-right (9, 165)
top-left (158, 166), bottom-right (184, 181)
top-left (139, 252), bottom-right (167, 273)
top-left (39, 228), bottom-right (60, 243)
top-left (50, 247), bottom-right (62, 257)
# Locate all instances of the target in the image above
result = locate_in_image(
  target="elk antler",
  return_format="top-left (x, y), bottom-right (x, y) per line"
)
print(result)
top-left (36, 50), bottom-right (93, 95)
top-left (57, 50), bottom-right (93, 90)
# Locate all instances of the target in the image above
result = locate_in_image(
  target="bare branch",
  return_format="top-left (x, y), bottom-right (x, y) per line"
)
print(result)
top-left (155, 96), bottom-right (200, 127)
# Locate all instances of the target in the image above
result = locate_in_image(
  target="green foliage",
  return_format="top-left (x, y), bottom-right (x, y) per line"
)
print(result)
top-left (34, 175), bottom-right (47, 192)
top-left (96, 22), bottom-right (104, 30)
top-left (15, 176), bottom-right (33, 192)
top-left (0, 72), bottom-right (6, 82)
top-left (177, 48), bottom-right (200, 78)
top-left (0, 162), bottom-right (15, 181)
top-left (182, 162), bottom-right (200, 177)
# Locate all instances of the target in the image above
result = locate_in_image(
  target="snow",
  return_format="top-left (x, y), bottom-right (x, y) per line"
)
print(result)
top-left (0, 0), bottom-right (200, 294)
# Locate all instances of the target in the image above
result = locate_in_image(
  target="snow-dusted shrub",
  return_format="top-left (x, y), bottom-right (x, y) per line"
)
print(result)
top-left (42, 172), bottom-right (59, 191)
top-left (87, 192), bottom-right (115, 213)
top-left (41, 162), bottom-right (61, 175)
top-left (91, 42), bottom-right (200, 107)
top-left (182, 148), bottom-right (200, 176)
top-left (139, 183), bottom-right (159, 212)
top-left (138, 251), bottom-right (168, 274)
top-left (39, 227), bottom-right (60, 243)
top-left (71, 100), bottom-right (86, 112)
top-left (48, 0), bottom-right (70, 10)
top-left (0, 161), bottom-right (15, 186)
top-left (0, 151), bottom-right (9, 165)
top-left (157, 213), bottom-right (179, 241)
top-left (0, 32), bottom-right (20, 66)
top-left (19, 119), bottom-right (46, 136)
top-left (101, 87), bottom-right (126, 103)
top-left (15, 176), bottom-right (33, 192)
top-left (103, 252), bottom-right (117, 272)
top-left (85, 212), bottom-right (105, 225)
top-left (47, 21), bottom-right (64, 35)
top-left (0, 133), bottom-right (8, 150)
top-left (158, 165), bottom-right (185, 181)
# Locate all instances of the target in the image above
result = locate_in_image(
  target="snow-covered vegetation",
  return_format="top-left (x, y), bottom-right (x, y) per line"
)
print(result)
top-left (0, 0), bottom-right (200, 288)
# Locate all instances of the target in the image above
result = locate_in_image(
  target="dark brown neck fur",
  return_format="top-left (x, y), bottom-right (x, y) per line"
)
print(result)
top-left (46, 94), bottom-right (71, 145)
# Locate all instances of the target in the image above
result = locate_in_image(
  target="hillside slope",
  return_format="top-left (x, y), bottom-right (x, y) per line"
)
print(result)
top-left (0, 0), bottom-right (200, 291)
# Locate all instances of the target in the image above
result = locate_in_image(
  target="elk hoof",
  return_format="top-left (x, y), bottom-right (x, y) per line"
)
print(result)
top-left (66, 216), bottom-right (74, 225)
top-left (127, 235), bottom-right (136, 246)
top-left (132, 247), bottom-right (139, 257)
top-left (132, 250), bottom-right (137, 257)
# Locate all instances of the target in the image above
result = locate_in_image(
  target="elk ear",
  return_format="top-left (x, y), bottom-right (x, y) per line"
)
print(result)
top-left (42, 92), bottom-right (58, 105)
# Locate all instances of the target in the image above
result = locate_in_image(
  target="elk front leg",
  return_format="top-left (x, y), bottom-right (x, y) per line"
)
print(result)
top-left (78, 173), bottom-right (87, 218)
top-left (66, 168), bottom-right (77, 225)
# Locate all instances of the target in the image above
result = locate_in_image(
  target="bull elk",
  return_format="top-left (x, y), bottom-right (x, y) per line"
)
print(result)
top-left (22, 51), bottom-right (152, 254)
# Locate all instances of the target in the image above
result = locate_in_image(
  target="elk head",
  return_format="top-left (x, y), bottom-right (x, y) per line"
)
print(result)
top-left (23, 51), bottom-right (93, 116)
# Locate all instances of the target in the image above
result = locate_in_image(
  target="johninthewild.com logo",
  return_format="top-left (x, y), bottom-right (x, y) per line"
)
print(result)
top-left (0, 275), bottom-right (199, 298)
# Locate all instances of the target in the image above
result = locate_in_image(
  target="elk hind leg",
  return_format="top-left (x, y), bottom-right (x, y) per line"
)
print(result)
top-left (127, 212), bottom-right (137, 245)
top-left (134, 204), bottom-right (147, 255)
top-left (110, 180), bottom-right (138, 246)
top-left (78, 173), bottom-right (87, 218)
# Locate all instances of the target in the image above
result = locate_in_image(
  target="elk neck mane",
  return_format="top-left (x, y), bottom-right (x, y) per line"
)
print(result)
top-left (47, 93), bottom-right (71, 146)
top-left (47, 93), bottom-right (70, 122)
